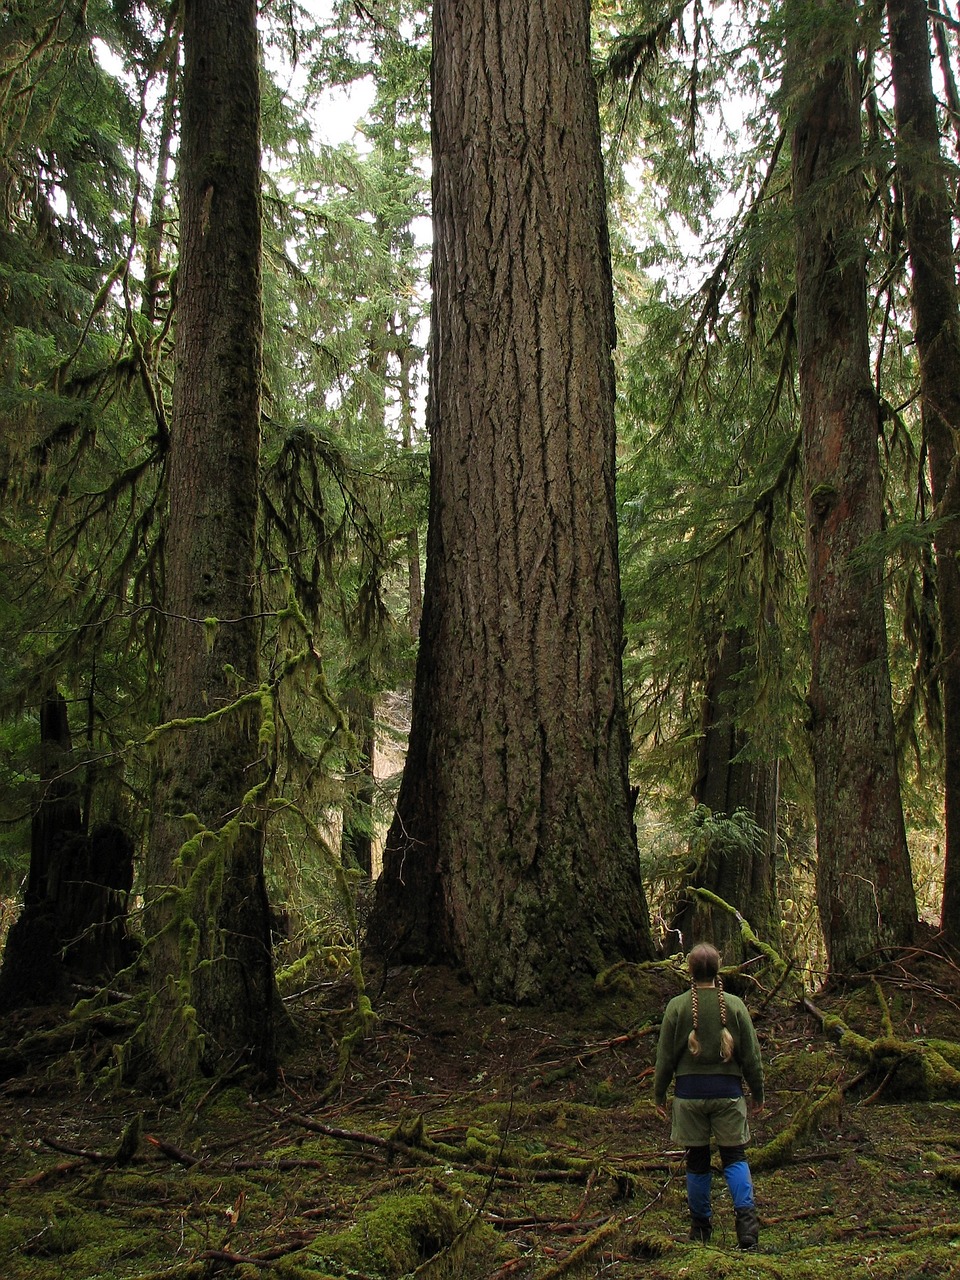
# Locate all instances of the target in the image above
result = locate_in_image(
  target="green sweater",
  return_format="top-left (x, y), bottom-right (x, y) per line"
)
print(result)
top-left (653, 986), bottom-right (764, 1105)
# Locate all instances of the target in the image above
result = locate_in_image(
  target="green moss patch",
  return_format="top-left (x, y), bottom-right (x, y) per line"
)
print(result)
top-left (3, 958), bottom-right (960, 1278)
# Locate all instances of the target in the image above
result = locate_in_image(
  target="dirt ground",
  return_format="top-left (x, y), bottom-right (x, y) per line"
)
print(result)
top-left (2, 946), bottom-right (960, 1279)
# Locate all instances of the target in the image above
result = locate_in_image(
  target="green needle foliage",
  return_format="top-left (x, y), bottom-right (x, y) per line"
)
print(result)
top-left (0, 0), bottom-right (432, 954)
top-left (598, 0), bottom-right (948, 952)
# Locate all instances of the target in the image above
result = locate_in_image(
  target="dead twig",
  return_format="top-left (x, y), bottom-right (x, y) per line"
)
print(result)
top-left (486, 1258), bottom-right (534, 1279)
top-left (755, 960), bottom-right (796, 1018)
top-left (571, 1167), bottom-right (597, 1221)
top-left (530, 1026), bottom-right (657, 1071)
top-left (487, 1213), bottom-right (611, 1232)
top-left (278, 1112), bottom-right (394, 1149)
top-left (40, 1135), bottom-right (115, 1162)
top-left (762, 1205), bottom-right (835, 1225)
top-left (14, 1159), bottom-right (86, 1187)
top-left (145, 1134), bottom-right (200, 1166)
top-left (197, 1247), bottom-right (275, 1267)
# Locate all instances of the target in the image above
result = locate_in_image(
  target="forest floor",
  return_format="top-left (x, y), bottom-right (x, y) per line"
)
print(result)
top-left (2, 946), bottom-right (960, 1280)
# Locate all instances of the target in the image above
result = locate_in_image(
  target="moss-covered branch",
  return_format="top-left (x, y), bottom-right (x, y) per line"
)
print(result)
top-left (689, 887), bottom-right (790, 978)
top-left (804, 998), bottom-right (960, 1101)
top-left (752, 1086), bottom-right (844, 1171)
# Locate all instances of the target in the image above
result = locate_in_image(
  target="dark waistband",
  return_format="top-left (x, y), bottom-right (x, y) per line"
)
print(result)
top-left (675, 1074), bottom-right (743, 1099)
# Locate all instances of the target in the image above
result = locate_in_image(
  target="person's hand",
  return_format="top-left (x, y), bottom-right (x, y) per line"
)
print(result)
top-left (654, 1102), bottom-right (669, 1122)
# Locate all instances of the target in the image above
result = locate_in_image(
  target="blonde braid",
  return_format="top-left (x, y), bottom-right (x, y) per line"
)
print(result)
top-left (717, 977), bottom-right (735, 1063)
top-left (687, 982), bottom-right (702, 1056)
top-left (685, 944), bottom-right (735, 1062)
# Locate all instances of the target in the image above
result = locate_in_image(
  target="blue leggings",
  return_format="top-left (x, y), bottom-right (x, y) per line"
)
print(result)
top-left (685, 1145), bottom-right (755, 1216)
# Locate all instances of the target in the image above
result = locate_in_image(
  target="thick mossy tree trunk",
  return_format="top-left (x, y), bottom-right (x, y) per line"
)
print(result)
top-left (671, 629), bottom-right (781, 962)
top-left (143, 0), bottom-right (277, 1086)
top-left (368, 0), bottom-right (653, 1002)
top-left (887, 0), bottom-right (960, 944)
top-left (788, 0), bottom-right (918, 972)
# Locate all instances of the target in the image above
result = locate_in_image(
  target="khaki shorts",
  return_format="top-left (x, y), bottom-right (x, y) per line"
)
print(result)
top-left (671, 1096), bottom-right (750, 1148)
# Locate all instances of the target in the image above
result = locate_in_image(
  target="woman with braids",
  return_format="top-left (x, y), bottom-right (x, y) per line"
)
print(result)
top-left (653, 943), bottom-right (764, 1250)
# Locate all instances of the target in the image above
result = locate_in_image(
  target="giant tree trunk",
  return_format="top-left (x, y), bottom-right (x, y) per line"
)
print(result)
top-left (143, 0), bottom-right (277, 1086)
top-left (671, 629), bottom-right (781, 962)
top-left (887, 0), bottom-right (960, 944)
top-left (788, 0), bottom-right (918, 972)
top-left (368, 0), bottom-right (653, 1002)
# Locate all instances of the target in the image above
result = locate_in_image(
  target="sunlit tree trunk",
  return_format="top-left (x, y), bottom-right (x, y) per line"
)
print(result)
top-left (788, 0), bottom-right (918, 972)
top-left (368, 0), bottom-right (653, 1001)
top-left (399, 345), bottom-right (423, 639)
top-left (144, 0), bottom-right (277, 1085)
top-left (887, 0), bottom-right (960, 944)
top-left (341, 679), bottom-right (375, 877)
top-left (141, 34), bottom-right (179, 339)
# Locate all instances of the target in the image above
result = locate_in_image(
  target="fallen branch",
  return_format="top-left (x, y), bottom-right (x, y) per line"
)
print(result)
top-left (41, 1135), bottom-right (115, 1163)
top-left (530, 1025), bottom-right (658, 1069)
top-left (486, 1259), bottom-right (534, 1279)
top-left (145, 1135), bottom-right (200, 1166)
top-left (278, 1111), bottom-right (394, 1149)
top-left (488, 1213), bottom-right (611, 1232)
top-left (803, 998), bottom-right (960, 1100)
top-left (13, 1159), bottom-right (86, 1187)
top-left (762, 1205), bottom-right (835, 1226)
top-left (751, 1086), bottom-right (844, 1171)
top-left (265, 1106), bottom-right (600, 1183)
top-left (689, 888), bottom-right (790, 980)
top-left (232, 1157), bottom-right (332, 1171)
top-left (197, 1248), bottom-right (276, 1268)
top-left (755, 959), bottom-right (796, 1018)
top-left (535, 1219), bottom-right (620, 1279)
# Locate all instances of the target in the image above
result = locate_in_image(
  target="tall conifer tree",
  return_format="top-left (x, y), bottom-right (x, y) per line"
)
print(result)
top-left (369, 0), bottom-right (653, 1000)
top-left (887, 0), bottom-right (960, 944)
top-left (787, 0), bottom-right (918, 970)
top-left (144, 0), bottom-right (278, 1084)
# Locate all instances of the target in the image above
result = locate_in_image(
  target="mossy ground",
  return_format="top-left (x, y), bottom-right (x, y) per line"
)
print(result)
top-left (2, 950), bottom-right (960, 1278)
